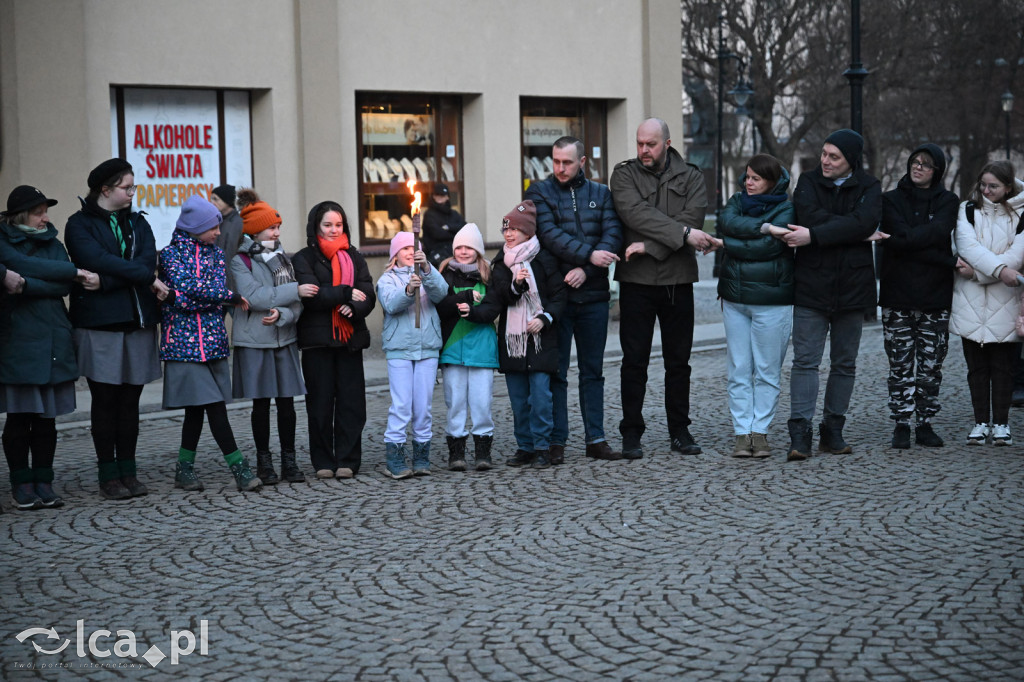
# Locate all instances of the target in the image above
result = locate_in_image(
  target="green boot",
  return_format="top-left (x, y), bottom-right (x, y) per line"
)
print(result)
top-left (174, 461), bottom-right (204, 491)
top-left (227, 456), bottom-right (262, 492)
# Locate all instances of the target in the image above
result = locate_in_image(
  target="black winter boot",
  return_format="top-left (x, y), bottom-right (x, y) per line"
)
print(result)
top-left (280, 449), bottom-right (305, 482)
top-left (818, 415), bottom-right (852, 454)
top-left (787, 418), bottom-right (812, 462)
top-left (473, 435), bottom-right (493, 471)
top-left (446, 436), bottom-right (467, 472)
top-left (255, 450), bottom-right (279, 485)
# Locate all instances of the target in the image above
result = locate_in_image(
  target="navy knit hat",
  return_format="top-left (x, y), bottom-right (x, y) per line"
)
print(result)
top-left (176, 196), bottom-right (222, 235)
top-left (824, 129), bottom-right (864, 169)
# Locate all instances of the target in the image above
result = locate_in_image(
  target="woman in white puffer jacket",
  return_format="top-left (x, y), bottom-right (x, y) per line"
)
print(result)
top-left (950, 160), bottom-right (1024, 446)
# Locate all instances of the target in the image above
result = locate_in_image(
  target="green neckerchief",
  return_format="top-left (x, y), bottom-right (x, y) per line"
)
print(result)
top-left (443, 282), bottom-right (487, 350)
top-left (14, 223), bottom-right (48, 235)
top-left (109, 213), bottom-right (126, 256)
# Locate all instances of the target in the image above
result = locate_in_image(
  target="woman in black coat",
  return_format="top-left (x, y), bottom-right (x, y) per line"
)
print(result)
top-left (64, 159), bottom-right (167, 500)
top-left (0, 185), bottom-right (99, 510)
top-left (292, 201), bottom-right (376, 479)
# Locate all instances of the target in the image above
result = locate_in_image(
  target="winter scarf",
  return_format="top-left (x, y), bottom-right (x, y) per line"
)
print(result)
top-left (503, 236), bottom-right (543, 358)
top-left (318, 233), bottom-right (355, 343)
top-left (245, 238), bottom-right (296, 285)
top-left (739, 190), bottom-right (788, 217)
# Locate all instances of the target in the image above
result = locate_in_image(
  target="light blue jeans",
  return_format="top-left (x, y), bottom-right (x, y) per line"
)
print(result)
top-left (723, 301), bottom-right (793, 434)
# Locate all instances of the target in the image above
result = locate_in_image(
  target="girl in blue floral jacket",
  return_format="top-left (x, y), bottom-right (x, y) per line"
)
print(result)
top-left (159, 195), bottom-right (260, 493)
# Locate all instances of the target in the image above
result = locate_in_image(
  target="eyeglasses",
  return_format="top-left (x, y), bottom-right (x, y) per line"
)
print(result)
top-left (115, 184), bottom-right (137, 195)
top-left (910, 161), bottom-right (935, 171)
top-left (501, 218), bottom-right (518, 234)
top-left (500, 226), bottom-right (520, 234)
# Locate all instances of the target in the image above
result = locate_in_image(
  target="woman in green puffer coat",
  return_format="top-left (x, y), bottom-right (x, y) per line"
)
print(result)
top-left (716, 154), bottom-right (795, 460)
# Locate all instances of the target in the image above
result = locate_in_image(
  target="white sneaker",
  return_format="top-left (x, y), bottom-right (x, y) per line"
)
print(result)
top-left (991, 424), bottom-right (1013, 446)
top-left (967, 423), bottom-right (989, 445)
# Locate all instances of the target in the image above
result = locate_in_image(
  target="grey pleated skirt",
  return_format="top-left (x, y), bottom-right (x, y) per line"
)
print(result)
top-left (0, 381), bottom-right (77, 418)
top-left (231, 344), bottom-right (305, 400)
top-left (162, 359), bottom-right (233, 409)
top-left (74, 327), bottom-right (161, 385)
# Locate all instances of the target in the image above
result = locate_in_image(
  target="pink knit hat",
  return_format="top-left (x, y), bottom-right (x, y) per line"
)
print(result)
top-left (389, 231), bottom-right (415, 260)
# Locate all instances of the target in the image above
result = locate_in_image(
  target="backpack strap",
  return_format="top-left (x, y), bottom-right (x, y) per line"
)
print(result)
top-left (965, 201), bottom-right (976, 226)
top-left (239, 253), bottom-right (252, 270)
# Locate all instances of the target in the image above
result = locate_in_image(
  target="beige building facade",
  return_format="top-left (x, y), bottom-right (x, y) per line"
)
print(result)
top-left (1, 0), bottom-right (683, 335)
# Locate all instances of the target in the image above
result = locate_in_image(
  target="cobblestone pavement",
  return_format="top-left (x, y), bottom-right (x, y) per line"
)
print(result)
top-left (2, 323), bottom-right (1023, 681)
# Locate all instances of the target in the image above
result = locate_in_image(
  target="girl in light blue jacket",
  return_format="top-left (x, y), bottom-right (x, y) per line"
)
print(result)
top-left (376, 231), bottom-right (449, 479)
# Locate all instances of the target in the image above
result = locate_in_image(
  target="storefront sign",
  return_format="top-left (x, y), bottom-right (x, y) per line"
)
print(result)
top-left (114, 88), bottom-right (251, 247)
top-left (361, 113), bottom-right (434, 145)
top-left (522, 116), bottom-right (583, 145)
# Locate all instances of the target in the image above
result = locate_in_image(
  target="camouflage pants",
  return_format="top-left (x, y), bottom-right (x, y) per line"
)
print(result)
top-left (882, 307), bottom-right (949, 423)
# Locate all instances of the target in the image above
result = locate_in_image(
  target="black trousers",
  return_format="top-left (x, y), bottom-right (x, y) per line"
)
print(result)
top-left (2, 414), bottom-right (56, 474)
top-left (961, 339), bottom-right (1017, 425)
top-left (302, 347), bottom-right (366, 473)
top-left (618, 281), bottom-right (694, 439)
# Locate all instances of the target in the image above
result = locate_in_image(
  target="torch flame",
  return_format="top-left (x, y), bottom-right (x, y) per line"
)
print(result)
top-left (407, 178), bottom-right (421, 216)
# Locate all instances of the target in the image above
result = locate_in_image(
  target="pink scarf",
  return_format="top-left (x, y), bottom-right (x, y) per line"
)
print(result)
top-left (503, 236), bottom-right (543, 358)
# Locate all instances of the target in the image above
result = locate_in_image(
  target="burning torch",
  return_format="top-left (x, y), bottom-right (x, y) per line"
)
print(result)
top-left (407, 178), bottom-right (423, 328)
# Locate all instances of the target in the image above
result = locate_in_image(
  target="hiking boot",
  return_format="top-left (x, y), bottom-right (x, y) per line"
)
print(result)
top-left (255, 450), bottom-right (279, 486)
top-left (670, 428), bottom-right (701, 455)
top-left (446, 436), bottom-right (467, 472)
top-left (174, 461), bottom-right (204, 491)
top-left (385, 442), bottom-right (412, 479)
top-left (914, 423), bottom-right (944, 448)
top-left (818, 415), bottom-right (852, 454)
top-left (11, 483), bottom-right (41, 510)
top-left (229, 458), bottom-right (263, 491)
top-left (412, 441), bottom-right (431, 476)
top-left (99, 478), bottom-right (132, 500)
top-left (966, 423), bottom-right (989, 445)
top-left (532, 449), bottom-right (551, 469)
top-left (120, 476), bottom-right (148, 497)
top-left (787, 418), bottom-right (812, 462)
top-left (508, 449), bottom-right (535, 467)
top-left (280, 449), bottom-right (305, 482)
top-left (750, 433), bottom-right (771, 459)
top-left (473, 435), bottom-right (493, 471)
top-left (585, 441), bottom-right (622, 461)
top-left (891, 423), bottom-right (912, 450)
top-left (731, 434), bottom-right (753, 458)
top-left (621, 433), bottom-right (643, 460)
top-left (991, 424), bottom-right (1013, 446)
top-left (548, 444), bottom-right (565, 465)
top-left (34, 482), bottom-right (64, 508)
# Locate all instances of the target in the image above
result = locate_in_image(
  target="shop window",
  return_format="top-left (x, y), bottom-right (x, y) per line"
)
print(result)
top-left (521, 98), bottom-right (607, 192)
top-left (357, 92), bottom-right (463, 246)
top-left (111, 86), bottom-right (253, 248)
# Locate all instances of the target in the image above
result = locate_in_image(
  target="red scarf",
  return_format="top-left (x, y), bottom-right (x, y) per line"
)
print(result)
top-left (317, 234), bottom-right (355, 342)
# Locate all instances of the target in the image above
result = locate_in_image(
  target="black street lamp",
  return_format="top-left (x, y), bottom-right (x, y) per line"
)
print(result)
top-left (1002, 90), bottom-right (1014, 160)
top-left (715, 14), bottom-right (754, 276)
top-left (843, 0), bottom-right (869, 134)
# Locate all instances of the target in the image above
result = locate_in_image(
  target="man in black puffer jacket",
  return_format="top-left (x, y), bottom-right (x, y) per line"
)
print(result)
top-left (525, 136), bottom-right (622, 463)
top-left (779, 129), bottom-right (882, 460)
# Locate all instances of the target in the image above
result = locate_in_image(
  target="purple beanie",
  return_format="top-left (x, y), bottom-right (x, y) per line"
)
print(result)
top-left (389, 231), bottom-right (415, 260)
top-left (176, 195), bottom-right (222, 235)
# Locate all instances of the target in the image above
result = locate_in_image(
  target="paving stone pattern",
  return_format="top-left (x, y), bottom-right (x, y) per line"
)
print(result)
top-left (1, 325), bottom-right (1023, 681)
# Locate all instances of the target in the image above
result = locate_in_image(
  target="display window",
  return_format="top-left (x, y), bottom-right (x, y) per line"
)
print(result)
top-left (111, 86), bottom-right (253, 248)
top-left (520, 97), bottom-right (607, 192)
top-left (357, 92), bottom-right (463, 246)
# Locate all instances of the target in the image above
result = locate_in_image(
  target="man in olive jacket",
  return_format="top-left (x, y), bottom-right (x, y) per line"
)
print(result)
top-left (610, 118), bottom-right (718, 459)
top-left (778, 128), bottom-right (882, 460)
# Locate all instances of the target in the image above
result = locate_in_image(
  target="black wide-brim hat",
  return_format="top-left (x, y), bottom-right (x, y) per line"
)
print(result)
top-left (3, 185), bottom-right (58, 216)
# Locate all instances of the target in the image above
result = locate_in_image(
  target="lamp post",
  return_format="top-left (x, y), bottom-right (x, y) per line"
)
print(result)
top-left (715, 14), bottom-right (753, 276)
top-left (843, 0), bottom-right (869, 134)
top-left (1002, 90), bottom-right (1014, 160)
